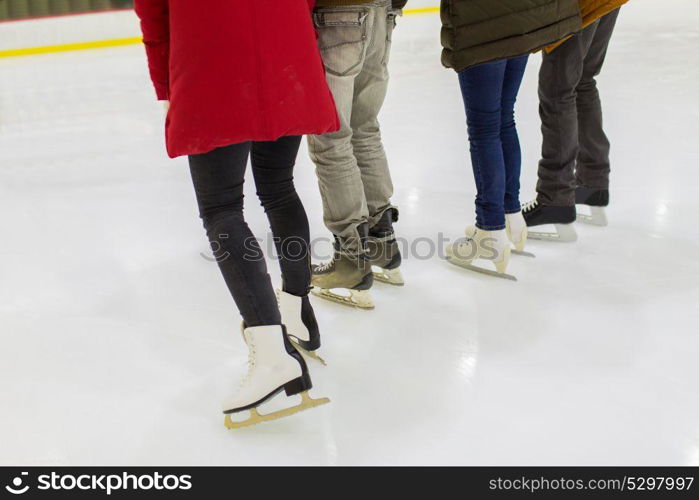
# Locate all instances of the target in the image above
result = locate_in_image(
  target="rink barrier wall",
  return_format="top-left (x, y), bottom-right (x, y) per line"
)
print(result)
top-left (0, 7), bottom-right (132, 24)
top-left (0, 6), bottom-right (440, 59)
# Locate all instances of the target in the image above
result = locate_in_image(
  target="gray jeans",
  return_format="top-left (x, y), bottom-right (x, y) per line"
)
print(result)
top-left (308, 0), bottom-right (398, 252)
top-left (537, 9), bottom-right (620, 206)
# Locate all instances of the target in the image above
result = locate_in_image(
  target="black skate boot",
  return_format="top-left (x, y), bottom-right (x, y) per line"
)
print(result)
top-left (576, 187), bottom-right (609, 207)
top-left (575, 186), bottom-right (609, 226)
top-left (522, 199), bottom-right (577, 242)
top-left (367, 208), bottom-right (404, 286)
top-left (311, 223), bottom-right (375, 310)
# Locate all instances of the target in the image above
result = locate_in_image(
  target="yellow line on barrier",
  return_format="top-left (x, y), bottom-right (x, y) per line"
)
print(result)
top-left (0, 36), bottom-right (143, 58)
top-left (0, 6), bottom-right (439, 59)
top-left (403, 6), bottom-right (440, 16)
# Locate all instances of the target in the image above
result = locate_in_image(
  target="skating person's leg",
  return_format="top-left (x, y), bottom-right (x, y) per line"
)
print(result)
top-left (447, 61), bottom-right (514, 280)
top-left (349, 2), bottom-right (404, 285)
top-left (308, 3), bottom-right (377, 308)
top-left (525, 23), bottom-right (598, 241)
top-left (536, 23), bottom-right (598, 207)
top-left (188, 143), bottom-right (280, 327)
top-left (350, 0), bottom-right (395, 227)
top-left (188, 145), bottom-right (316, 421)
top-left (250, 137), bottom-right (324, 362)
top-left (501, 55), bottom-right (528, 216)
top-left (499, 55), bottom-right (531, 254)
top-left (189, 143), bottom-right (328, 428)
top-left (574, 10), bottom-right (620, 226)
top-left (251, 136), bottom-right (309, 296)
top-left (575, 9), bottom-right (620, 192)
top-left (308, 4), bottom-right (370, 252)
top-left (458, 60), bottom-right (508, 231)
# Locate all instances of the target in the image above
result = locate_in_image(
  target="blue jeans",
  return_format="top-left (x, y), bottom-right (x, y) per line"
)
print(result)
top-left (458, 55), bottom-right (529, 230)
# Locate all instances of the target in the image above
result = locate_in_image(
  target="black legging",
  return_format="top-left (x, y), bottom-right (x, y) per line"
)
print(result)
top-left (188, 136), bottom-right (310, 327)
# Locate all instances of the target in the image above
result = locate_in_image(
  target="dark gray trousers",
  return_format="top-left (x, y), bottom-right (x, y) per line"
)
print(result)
top-left (536, 9), bottom-right (620, 206)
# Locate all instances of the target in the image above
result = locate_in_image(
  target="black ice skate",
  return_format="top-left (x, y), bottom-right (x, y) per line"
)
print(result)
top-left (522, 199), bottom-right (578, 242)
top-left (311, 224), bottom-right (375, 310)
top-left (576, 186), bottom-right (609, 227)
top-left (367, 208), bottom-right (405, 286)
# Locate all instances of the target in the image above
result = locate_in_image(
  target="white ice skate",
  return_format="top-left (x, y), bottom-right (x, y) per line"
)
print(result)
top-left (446, 226), bottom-right (516, 281)
top-left (277, 290), bottom-right (326, 366)
top-left (505, 211), bottom-right (535, 257)
top-left (223, 325), bottom-right (329, 429)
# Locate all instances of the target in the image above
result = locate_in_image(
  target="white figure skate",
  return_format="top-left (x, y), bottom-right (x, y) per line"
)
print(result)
top-left (223, 325), bottom-right (329, 429)
top-left (446, 226), bottom-right (516, 281)
top-left (277, 290), bottom-right (326, 366)
top-left (505, 211), bottom-right (535, 257)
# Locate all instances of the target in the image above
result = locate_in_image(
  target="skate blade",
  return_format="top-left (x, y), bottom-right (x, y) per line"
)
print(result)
top-left (372, 267), bottom-right (405, 286)
top-left (446, 258), bottom-right (517, 282)
top-left (311, 287), bottom-right (375, 310)
top-left (509, 228), bottom-right (532, 257)
top-left (512, 249), bottom-right (536, 258)
top-left (292, 342), bottom-right (327, 366)
top-left (224, 391), bottom-right (330, 430)
top-left (528, 224), bottom-right (578, 242)
top-left (576, 207), bottom-right (608, 227)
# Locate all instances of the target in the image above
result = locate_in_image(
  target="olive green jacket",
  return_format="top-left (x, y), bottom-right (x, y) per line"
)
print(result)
top-left (441, 0), bottom-right (582, 71)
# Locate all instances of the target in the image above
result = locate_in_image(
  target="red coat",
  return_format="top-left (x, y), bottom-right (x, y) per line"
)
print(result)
top-left (135, 0), bottom-right (340, 158)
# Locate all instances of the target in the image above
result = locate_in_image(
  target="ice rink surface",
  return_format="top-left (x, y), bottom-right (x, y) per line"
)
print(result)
top-left (1, 0), bottom-right (698, 465)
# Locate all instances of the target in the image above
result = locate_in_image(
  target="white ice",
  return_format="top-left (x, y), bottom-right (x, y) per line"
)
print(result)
top-left (1, 0), bottom-right (698, 465)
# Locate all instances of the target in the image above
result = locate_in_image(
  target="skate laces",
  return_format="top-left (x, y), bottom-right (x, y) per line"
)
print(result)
top-left (274, 289), bottom-right (282, 307)
top-left (450, 232), bottom-right (475, 257)
top-left (522, 199), bottom-right (539, 213)
top-left (315, 257), bottom-right (335, 273)
top-left (240, 341), bottom-right (256, 388)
